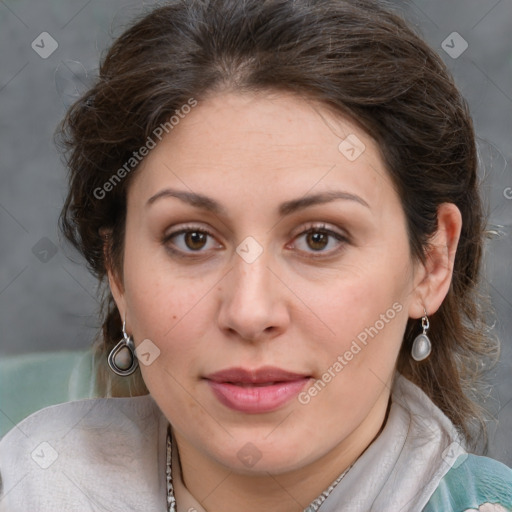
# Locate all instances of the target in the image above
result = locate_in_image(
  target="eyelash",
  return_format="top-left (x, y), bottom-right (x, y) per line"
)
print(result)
top-left (162, 223), bottom-right (349, 259)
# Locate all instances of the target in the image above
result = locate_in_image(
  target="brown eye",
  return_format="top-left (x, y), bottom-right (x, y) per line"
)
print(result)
top-left (306, 231), bottom-right (329, 251)
top-left (289, 224), bottom-right (348, 258)
top-left (184, 231), bottom-right (208, 250)
top-left (163, 226), bottom-right (222, 256)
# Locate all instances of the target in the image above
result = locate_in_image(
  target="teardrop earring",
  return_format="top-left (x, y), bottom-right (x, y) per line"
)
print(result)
top-left (107, 315), bottom-right (139, 376)
top-left (411, 309), bottom-right (432, 362)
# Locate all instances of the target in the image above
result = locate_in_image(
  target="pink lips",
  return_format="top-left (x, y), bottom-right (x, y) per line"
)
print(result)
top-left (204, 366), bottom-right (311, 413)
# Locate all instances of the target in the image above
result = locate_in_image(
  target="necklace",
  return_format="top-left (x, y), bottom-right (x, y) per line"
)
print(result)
top-left (166, 427), bottom-right (177, 512)
top-left (166, 427), bottom-right (354, 512)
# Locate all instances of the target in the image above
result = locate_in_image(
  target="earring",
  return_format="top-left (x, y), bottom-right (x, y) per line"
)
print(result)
top-left (411, 309), bottom-right (432, 362)
top-left (107, 316), bottom-right (139, 376)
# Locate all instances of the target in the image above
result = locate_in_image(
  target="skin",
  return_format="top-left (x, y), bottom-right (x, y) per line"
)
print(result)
top-left (107, 90), bottom-right (462, 512)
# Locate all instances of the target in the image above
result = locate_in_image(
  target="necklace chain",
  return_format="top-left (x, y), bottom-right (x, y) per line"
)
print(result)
top-left (166, 428), bottom-right (177, 512)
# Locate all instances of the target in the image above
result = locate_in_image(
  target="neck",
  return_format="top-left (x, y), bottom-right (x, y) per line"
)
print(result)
top-left (172, 393), bottom-right (391, 512)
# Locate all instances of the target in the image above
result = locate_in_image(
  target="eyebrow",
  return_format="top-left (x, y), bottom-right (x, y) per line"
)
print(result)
top-left (145, 188), bottom-right (370, 215)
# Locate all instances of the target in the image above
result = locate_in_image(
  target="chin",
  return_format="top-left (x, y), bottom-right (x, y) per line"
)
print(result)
top-left (204, 433), bottom-right (314, 475)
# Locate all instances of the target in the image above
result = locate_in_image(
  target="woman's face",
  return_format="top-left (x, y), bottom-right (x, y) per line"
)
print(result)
top-left (110, 90), bottom-right (426, 475)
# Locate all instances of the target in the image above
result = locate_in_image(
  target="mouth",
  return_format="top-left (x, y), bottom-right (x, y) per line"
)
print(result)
top-left (203, 366), bottom-right (312, 413)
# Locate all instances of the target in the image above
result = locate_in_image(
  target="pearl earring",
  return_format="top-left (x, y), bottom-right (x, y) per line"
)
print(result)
top-left (107, 315), bottom-right (139, 376)
top-left (411, 309), bottom-right (432, 362)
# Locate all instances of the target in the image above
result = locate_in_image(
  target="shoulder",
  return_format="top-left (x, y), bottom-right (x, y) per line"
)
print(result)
top-left (0, 393), bottom-right (161, 452)
top-left (423, 454), bottom-right (512, 511)
top-left (0, 395), bottom-right (168, 511)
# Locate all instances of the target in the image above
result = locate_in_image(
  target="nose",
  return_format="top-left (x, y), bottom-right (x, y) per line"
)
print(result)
top-left (217, 250), bottom-right (290, 343)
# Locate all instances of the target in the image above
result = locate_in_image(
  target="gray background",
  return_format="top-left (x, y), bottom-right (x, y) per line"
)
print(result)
top-left (0, 0), bottom-right (511, 462)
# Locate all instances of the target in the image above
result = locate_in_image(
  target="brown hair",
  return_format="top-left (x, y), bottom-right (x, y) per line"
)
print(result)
top-left (57, 0), bottom-right (498, 446)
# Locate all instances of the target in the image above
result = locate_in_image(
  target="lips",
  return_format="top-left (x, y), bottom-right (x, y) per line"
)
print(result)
top-left (204, 366), bottom-right (311, 413)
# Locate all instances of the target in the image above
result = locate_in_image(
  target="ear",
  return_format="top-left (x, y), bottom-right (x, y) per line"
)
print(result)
top-left (408, 203), bottom-right (462, 319)
top-left (100, 227), bottom-right (127, 321)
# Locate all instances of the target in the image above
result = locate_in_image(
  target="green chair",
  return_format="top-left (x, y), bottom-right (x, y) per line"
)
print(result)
top-left (0, 350), bottom-right (97, 438)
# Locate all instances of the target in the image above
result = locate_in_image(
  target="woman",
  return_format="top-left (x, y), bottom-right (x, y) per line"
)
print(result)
top-left (0, 0), bottom-right (511, 510)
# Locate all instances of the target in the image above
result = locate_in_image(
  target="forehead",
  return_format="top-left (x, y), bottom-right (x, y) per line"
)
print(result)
top-left (129, 90), bottom-right (394, 214)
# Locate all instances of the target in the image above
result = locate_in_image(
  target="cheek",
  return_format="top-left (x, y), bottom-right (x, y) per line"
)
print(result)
top-left (122, 258), bottom-right (215, 424)
top-left (305, 253), bottom-right (411, 379)
top-left (121, 239), bottom-right (212, 371)
top-left (295, 278), bottom-right (408, 431)
top-left (317, 263), bottom-right (408, 334)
